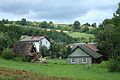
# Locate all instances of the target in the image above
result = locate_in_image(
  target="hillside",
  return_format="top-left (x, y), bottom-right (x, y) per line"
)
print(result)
top-left (68, 32), bottom-right (95, 42)
top-left (2, 23), bottom-right (95, 43)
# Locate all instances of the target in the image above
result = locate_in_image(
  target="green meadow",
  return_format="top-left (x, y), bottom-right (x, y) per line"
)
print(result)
top-left (68, 32), bottom-right (94, 38)
top-left (68, 32), bottom-right (95, 42)
top-left (0, 59), bottom-right (120, 80)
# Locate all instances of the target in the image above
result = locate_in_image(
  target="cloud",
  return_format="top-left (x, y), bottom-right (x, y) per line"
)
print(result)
top-left (0, 0), bottom-right (119, 24)
top-left (76, 9), bottom-right (114, 25)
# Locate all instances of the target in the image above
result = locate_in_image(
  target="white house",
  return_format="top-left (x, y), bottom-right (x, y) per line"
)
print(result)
top-left (20, 35), bottom-right (51, 52)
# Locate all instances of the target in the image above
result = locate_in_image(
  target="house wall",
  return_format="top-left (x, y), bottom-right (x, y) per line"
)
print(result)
top-left (22, 37), bottom-right (50, 53)
top-left (69, 48), bottom-right (90, 57)
top-left (33, 42), bottom-right (39, 52)
top-left (33, 38), bottom-right (50, 52)
top-left (67, 57), bottom-right (92, 64)
top-left (40, 38), bottom-right (50, 49)
top-left (67, 47), bottom-right (92, 64)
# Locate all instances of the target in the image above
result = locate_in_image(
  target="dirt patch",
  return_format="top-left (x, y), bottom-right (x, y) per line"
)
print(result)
top-left (0, 67), bottom-right (72, 80)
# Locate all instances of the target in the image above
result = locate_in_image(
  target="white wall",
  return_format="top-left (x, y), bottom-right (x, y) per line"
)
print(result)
top-left (33, 42), bottom-right (39, 52)
top-left (33, 38), bottom-right (50, 52)
top-left (41, 38), bottom-right (50, 49)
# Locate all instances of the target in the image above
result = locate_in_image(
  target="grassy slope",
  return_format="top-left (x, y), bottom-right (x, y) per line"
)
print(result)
top-left (0, 59), bottom-right (120, 80)
top-left (68, 32), bottom-right (94, 39)
top-left (68, 32), bottom-right (95, 42)
top-left (5, 24), bottom-right (94, 41)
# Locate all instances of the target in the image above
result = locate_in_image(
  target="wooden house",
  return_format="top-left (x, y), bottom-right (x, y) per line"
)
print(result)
top-left (13, 35), bottom-right (51, 62)
top-left (67, 44), bottom-right (102, 64)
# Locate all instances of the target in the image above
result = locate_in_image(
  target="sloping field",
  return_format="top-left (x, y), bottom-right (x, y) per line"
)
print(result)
top-left (68, 32), bottom-right (94, 39)
top-left (68, 32), bottom-right (95, 42)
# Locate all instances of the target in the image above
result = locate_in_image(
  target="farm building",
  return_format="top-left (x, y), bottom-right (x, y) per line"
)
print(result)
top-left (20, 35), bottom-right (51, 52)
top-left (67, 44), bottom-right (102, 64)
top-left (13, 42), bottom-right (41, 62)
top-left (13, 35), bottom-right (50, 62)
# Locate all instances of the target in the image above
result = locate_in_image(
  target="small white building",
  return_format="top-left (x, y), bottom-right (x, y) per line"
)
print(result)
top-left (20, 35), bottom-right (50, 52)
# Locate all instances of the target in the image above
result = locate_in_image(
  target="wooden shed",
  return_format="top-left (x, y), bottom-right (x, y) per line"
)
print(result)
top-left (13, 42), bottom-right (40, 61)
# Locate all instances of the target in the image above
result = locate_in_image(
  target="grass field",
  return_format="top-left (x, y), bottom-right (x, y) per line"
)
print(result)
top-left (0, 59), bottom-right (120, 80)
top-left (68, 32), bottom-right (95, 42)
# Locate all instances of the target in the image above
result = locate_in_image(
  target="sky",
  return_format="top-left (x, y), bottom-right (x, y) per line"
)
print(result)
top-left (0, 0), bottom-right (119, 24)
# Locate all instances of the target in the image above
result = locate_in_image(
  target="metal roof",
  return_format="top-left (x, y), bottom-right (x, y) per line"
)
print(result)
top-left (68, 45), bottom-right (102, 59)
top-left (20, 36), bottom-right (45, 42)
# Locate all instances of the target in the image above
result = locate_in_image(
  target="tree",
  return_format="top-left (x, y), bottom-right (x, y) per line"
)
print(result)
top-left (49, 21), bottom-right (53, 24)
top-left (91, 23), bottom-right (97, 28)
top-left (68, 24), bottom-right (72, 27)
top-left (20, 18), bottom-right (27, 25)
top-left (50, 42), bottom-right (59, 57)
top-left (83, 22), bottom-right (90, 26)
top-left (2, 19), bottom-right (5, 23)
top-left (73, 21), bottom-right (81, 30)
top-left (2, 48), bottom-right (15, 60)
top-left (113, 3), bottom-right (120, 27)
top-left (1, 19), bottom-right (9, 24)
top-left (48, 21), bottom-right (54, 29)
top-left (96, 24), bottom-right (116, 58)
top-left (57, 25), bottom-right (62, 29)
top-left (39, 21), bottom-right (48, 28)
top-left (96, 3), bottom-right (120, 56)
top-left (40, 46), bottom-right (49, 57)
top-left (0, 32), bottom-right (12, 51)
top-left (108, 57), bottom-right (120, 72)
top-left (81, 26), bottom-right (89, 33)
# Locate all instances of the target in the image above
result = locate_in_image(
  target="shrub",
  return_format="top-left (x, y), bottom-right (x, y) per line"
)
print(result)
top-left (2, 48), bottom-right (15, 60)
top-left (22, 55), bottom-right (31, 62)
top-left (97, 61), bottom-right (109, 68)
top-left (108, 57), bottom-right (120, 72)
top-left (13, 57), bottom-right (23, 61)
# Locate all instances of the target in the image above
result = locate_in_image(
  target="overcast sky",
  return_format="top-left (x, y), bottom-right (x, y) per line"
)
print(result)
top-left (0, 0), bottom-right (119, 24)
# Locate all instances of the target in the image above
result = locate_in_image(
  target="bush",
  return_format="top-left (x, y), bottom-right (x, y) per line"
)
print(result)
top-left (108, 57), bottom-right (120, 72)
top-left (13, 57), bottom-right (23, 61)
top-left (96, 61), bottom-right (109, 68)
top-left (22, 55), bottom-right (31, 62)
top-left (2, 48), bottom-right (15, 60)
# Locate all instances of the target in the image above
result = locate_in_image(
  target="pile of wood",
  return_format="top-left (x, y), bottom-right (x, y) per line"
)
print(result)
top-left (13, 42), bottom-right (47, 63)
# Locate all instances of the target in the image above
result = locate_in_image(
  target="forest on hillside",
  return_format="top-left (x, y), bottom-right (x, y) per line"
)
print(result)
top-left (0, 16), bottom-right (96, 59)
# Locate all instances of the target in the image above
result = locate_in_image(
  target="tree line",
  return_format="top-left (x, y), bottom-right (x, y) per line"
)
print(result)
top-left (0, 18), bottom-right (97, 34)
top-left (95, 3), bottom-right (120, 72)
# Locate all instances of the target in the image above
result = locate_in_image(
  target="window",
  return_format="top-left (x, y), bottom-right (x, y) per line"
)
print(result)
top-left (82, 58), bottom-right (87, 63)
top-left (71, 59), bottom-right (75, 63)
